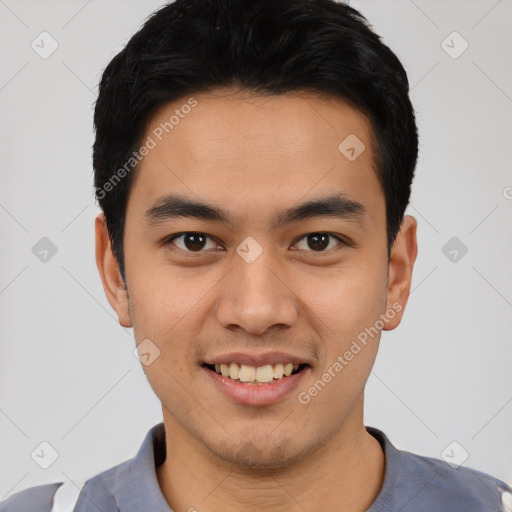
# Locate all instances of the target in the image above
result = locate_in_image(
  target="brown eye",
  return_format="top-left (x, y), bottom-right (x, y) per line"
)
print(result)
top-left (294, 233), bottom-right (344, 252)
top-left (167, 232), bottom-right (219, 252)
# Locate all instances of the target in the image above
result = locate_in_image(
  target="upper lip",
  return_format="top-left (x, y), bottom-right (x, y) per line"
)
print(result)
top-left (204, 351), bottom-right (312, 367)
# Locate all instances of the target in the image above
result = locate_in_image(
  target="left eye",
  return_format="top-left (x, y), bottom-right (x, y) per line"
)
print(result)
top-left (293, 232), bottom-right (344, 252)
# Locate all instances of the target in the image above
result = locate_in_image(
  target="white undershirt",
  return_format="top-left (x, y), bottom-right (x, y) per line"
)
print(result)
top-left (51, 482), bottom-right (83, 512)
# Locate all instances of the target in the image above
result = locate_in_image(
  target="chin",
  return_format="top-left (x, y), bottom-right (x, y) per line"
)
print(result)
top-left (209, 433), bottom-right (314, 471)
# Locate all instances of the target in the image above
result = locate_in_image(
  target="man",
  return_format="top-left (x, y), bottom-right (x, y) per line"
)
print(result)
top-left (2, 0), bottom-right (510, 511)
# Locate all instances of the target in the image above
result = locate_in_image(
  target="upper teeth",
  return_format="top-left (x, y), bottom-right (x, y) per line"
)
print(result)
top-left (214, 363), bottom-right (300, 383)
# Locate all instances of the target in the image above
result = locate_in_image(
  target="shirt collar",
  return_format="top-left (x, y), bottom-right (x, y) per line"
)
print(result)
top-left (111, 422), bottom-right (401, 512)
top-left (365, 425), bottom-right (402, 511)
top-left (112, 423), bottom-right (172, 512)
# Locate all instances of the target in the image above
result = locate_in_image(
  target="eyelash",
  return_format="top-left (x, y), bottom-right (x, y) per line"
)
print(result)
top-left (163, 232), bottom-right (347, 254)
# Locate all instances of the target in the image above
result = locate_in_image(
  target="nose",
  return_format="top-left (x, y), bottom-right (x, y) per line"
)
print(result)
top-left (214, 244), bottom-right (299, 336)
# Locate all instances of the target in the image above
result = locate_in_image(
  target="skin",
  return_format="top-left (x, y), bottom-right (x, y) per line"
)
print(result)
top-left (96, 86), bottom-right (417, 511)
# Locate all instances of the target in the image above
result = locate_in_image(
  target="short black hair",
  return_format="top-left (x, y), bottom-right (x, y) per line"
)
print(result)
top-left (93, 0), bottom-right (418, 280)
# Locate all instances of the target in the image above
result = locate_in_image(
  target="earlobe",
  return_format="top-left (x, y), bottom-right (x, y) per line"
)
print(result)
top-left (95, 213), bottom-right (133, 327)
top-left (383, 215), bottom-right (418, 331)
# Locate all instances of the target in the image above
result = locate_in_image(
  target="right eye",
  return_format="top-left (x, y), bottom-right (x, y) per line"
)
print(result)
top-left (164, 232), bottom-right (223, 253)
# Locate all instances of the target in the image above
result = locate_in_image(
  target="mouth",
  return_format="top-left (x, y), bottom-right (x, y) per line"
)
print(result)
top-left (203, 362), bottom-right (309, 385)
top-left (201, 352), bottom-right (313, 405)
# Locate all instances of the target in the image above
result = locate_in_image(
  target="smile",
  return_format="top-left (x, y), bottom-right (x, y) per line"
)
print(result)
top-left (205, 362), bottom-right (307, 384)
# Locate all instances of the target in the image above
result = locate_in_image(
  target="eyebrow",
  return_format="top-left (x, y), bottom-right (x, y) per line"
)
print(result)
top-left (143, 193), bottom-right (367, 229)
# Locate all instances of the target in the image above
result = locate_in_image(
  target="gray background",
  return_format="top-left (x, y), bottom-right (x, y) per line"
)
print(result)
top-left (0, 0), bottom-right (511, 499)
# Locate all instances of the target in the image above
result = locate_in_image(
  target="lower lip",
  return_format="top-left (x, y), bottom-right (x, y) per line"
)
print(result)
top-left (203, 366), bottom-right (309, 406)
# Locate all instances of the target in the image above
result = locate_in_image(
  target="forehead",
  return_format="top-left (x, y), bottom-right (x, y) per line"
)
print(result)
top-left (128, 87), bottom-right (383, 223)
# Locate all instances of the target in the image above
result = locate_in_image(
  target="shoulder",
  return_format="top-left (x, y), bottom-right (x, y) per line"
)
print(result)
top-left (0, 482), bottom-right (63, 512)
top-left (367, 426), bottom-right (512, 512)
top-left (0, 463), bottom-right (126, 512)
top-left (0, 423), bottom-right (165, 512)
top-left (401, 449), bottom-right (510, 509)
top-left (71, 462), bottom-right (126, 512)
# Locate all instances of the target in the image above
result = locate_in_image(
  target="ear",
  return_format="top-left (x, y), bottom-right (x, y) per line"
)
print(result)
top-left (383, 215), bottom-right (418, 331)
top-left (95, 212), bottom-right (133, 327)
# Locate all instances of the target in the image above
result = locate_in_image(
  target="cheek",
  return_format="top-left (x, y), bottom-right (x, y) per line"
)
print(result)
top-left (127, 268), bottom-right (216, 372)
top-left (300, 259), bottom-right (388, 337)
top-left (126, 260), bottom-right (203, 335)
top-left (129, 277), bottom-right (199, 400)
top-left (128, 280), bottom-right (182, 339)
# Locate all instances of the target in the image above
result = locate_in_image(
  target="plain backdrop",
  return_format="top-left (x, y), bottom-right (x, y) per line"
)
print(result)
top-left (0, 0), bottom-right (511, 499)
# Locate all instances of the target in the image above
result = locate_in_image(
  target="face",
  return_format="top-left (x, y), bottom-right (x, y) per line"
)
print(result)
top-left (96, 86), bottom-right (417, 469)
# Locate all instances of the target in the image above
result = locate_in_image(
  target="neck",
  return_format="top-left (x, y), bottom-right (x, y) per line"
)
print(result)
top-left (156, 398), bottom-right (385, 512)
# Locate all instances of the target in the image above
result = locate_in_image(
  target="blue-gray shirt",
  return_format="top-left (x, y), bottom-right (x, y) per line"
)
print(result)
top-left (1, 423), bottom-right (510, 511)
